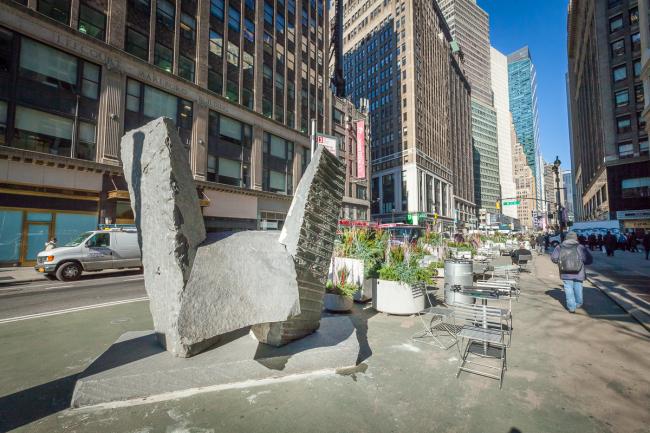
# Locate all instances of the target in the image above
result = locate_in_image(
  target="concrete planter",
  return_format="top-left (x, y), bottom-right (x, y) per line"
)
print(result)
top-left (373, 280), bottom-right (425, 315)
top-left (324, 293), bottom-right (353, 312)
top-left (329, 257), bottom-right (373, 301)
top-left (354, 278), bottom-right (375, 302)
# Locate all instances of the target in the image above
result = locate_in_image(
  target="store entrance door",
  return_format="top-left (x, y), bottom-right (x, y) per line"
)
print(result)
top-left (21, 212), bottom-right (54, 265)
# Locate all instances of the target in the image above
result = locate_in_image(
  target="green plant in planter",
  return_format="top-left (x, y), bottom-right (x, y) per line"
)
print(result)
top-left (326, 267), bottom-right (360, 299)
top-left (378, 244), bottom-right (437, 286)
top-left (334, 227), bottom-right (388, 279)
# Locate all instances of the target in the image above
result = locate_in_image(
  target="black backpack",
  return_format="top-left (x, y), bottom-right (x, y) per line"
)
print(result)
top-left (559, 243), bottom-right (583, 274)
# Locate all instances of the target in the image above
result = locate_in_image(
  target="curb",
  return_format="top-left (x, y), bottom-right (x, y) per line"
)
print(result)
top-left (586, 272), bottom-right (650, 333)
top-left (0, 277), bottom-right (48, 286)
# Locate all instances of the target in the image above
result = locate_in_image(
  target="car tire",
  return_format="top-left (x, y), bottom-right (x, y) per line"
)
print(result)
top-left (56, 262), bottom-right (82, 281)
top-left (44, 274), bottom-right (57, 281)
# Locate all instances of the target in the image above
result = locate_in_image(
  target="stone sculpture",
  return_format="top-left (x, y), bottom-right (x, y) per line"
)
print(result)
top-left (121, 117), bottom-right (344, 357)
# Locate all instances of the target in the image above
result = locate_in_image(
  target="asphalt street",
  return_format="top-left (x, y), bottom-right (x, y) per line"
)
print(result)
top-left (0, 271), bottom-right (147, 322)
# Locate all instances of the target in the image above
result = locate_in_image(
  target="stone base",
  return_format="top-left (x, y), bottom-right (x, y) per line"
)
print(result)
top-left (70, 316), bottom-right (359, 408)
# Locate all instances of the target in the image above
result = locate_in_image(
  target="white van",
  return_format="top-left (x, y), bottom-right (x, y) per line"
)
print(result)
top-left (34, 229), bottom-right (142, 281)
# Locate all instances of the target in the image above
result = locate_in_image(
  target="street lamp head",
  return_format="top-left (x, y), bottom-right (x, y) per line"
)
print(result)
top-left (553, 155), bottom-right (561, 168)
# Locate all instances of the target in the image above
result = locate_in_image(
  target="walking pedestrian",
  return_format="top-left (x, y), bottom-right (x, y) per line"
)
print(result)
top-left (536, 234), bottom-right (545, 254)
top-left (588, 234), bottom-right (596, 251)
top-left (628, 233), bottom-right (639, 252)
top-left (642, 230), bottom-right (650, 260)
top-left (551, 231), bottom-right (593, 313)
top-left (604, 231), bottom-right (617, 256)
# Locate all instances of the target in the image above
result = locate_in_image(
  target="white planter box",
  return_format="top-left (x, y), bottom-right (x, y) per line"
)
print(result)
top-left (373, 280), bottom-right (425, 315)
top-left (323, 293), bottom-right (353, 312)
top-left (329, 257), bottom-right (373, 301)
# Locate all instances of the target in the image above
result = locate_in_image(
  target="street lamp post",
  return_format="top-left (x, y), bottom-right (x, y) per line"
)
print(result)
top-left (552, 156), bottom-right (563, 234)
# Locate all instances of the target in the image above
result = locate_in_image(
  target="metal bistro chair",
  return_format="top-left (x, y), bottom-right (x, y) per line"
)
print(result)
top-left (515, 253), bottom-right (533, 271)
top-left (411, 284), bottom-right (459, 350)
top-left (452, 301), bottom-right (510, 389)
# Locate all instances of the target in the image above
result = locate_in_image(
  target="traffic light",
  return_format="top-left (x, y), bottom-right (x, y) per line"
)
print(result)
top-left (495, 200), bottom-right (501, 210)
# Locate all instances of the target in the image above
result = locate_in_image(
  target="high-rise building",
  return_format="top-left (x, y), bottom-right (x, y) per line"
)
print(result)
top-left (512, 122), bottom-right (536, 231)
top-left (562, 170), bottom-right (575, 222)
top-left (508, 46), bottom-right (543, 211)
top-left (439, 0), bottom-right (499, 218)
top-left (438, 0), bottom-right (492, 106)
top-left (0, 0), bottom-right (330, 265)
top-left (342, 0), bottom-right (475, 229)
top-left (567, 0), bottom-right (649, 229)
top-left (543, 161), bottom-right (557, 225)
top-left (490, 46), bottom-right (516, 219)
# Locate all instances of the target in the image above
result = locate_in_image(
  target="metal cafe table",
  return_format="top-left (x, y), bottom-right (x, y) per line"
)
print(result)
top-left (453, 286), bottom-right (511, 352)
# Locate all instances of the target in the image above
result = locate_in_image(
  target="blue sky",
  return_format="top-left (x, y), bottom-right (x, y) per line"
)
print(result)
top-left (478, 0), bottom-right (571, 167)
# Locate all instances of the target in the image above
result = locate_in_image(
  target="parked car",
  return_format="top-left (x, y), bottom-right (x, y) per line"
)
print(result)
top-left (34, 228), bottom-right (142, 281)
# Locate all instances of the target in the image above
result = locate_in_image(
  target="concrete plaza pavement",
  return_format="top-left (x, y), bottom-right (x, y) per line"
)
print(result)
top-left (1, 255), bottom-right (649, 433)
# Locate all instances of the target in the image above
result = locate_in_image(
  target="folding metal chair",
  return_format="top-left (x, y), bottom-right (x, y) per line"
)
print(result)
top-left (411, 285), bottom-right (459, 350)
top-left (452, 301), bottom-right (510, 389)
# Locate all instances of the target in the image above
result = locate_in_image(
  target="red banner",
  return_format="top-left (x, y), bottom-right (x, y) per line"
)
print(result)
top-left (356, 120), bottom-right (366, 179)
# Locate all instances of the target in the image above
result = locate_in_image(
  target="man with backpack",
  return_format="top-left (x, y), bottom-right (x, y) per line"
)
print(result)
top-left (551, 231), bottom-right (593, 313)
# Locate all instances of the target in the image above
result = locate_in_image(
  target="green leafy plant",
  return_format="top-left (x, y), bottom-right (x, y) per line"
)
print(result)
top-left (377, 243), bottom-right (438, 286)
top-left (326, 267), bottom-right (359, 299)
top-left (334, 228), bottom-right (388, 279)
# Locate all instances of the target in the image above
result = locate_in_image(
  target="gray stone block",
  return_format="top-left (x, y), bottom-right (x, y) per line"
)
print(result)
top-left (253, 146), bottom-right (345, 346)
top-left (70, 316), bottom-right (359, 408)
top-left (121, 119), bottom-right (345, 356)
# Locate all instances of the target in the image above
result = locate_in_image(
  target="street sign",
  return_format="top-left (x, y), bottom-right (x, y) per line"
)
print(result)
top-left (502, 200), bottom-right (520, 206)
top-left (316, 134), bottom-right (338, 156)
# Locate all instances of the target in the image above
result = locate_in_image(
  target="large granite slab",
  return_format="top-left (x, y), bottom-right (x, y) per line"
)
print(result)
top-left (70, 316), bottom-right (359, 408)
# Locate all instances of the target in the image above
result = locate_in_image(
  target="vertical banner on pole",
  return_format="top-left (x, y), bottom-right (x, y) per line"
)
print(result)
top-left (356, 120), bottom-right (366, 179)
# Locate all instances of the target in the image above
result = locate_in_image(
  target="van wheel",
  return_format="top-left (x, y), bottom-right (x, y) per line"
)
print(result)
top-left (44, 274), bottom-right (57, 281)
top-left (56, 262), bottom-right (82, 281)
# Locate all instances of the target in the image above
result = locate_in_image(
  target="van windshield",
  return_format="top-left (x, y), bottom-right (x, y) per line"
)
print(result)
top-left (64, 232), bottom-right (93, 247)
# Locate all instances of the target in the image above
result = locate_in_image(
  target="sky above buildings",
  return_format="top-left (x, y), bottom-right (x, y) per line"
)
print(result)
top-left (478, 0), bottom-right (570, 169)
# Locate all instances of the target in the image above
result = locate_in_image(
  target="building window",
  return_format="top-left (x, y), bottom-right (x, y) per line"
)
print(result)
top-left (638, 112), bottom-right (646, 130)
top-left (381, 174), bottom-right (395, 213)
top-left (78, 3), bottom-right (106, 41)
top-left (209, 30), bottom-right (223, 56)
top-left (154, 43), bottom-right (173, 72)
top-left (244, 18), bottom-right (255, 42)
top-left (226, 80), bottom-right (238, 102)
top-left (13, 106), bottom-right (74, 157)
top-left (81, 62), bottom-right (100, 100)
top-left (613, 65), bottom-right (627, 82)
top-left (617, 116), bottom-right (631, 133)
top-left (228, 6), bottom-right (241, 32)
top-left (634, 60), bottom-right (641, 77)
top-left (631, 32), bottom-right (641, 52)
top-left (611, 39), bottom-right (624, 57)
top-left (207, 112), bottom-right (251, 187)
top-left (629, 7), bottom-right (639, 26)
top-left (210, 0), bottom-right (224, 20)
top-left (208, 68), bottom-right (223, 94)
top-left (264, 2), bottom-right (273, 25)
top-left (126, 28), bottom-right (149, 61)
top-left (156, 0), bottom-right (175, 31)
top-left (608, 0), bottom-right (622, 8)
top-left (263, 133), bottom-right (294, 195)
top-left (635, 84), bottom-right (644, 104)
top-left (640, 140), bottom-right (649, 155)
top-left (609, 15), bottom-right (623, 33)
top-left (226, 42), bottom-right (239, 67)
top-left (615, 89), bottom-right (629, 107)
top-left (38, 0), bottom-right (70, 24)
top-left (618, 142), bottom-right (634, 158)
top-left (180, 13), bottom-right (196, 42)
top-left (357, 185), bottom-right (367, 200)
top-left (621, 177), bottom-right (650, 198)
top-left (179, 55), bottom-right (195, 82)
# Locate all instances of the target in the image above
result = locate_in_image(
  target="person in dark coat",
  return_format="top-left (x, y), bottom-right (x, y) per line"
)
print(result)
top-left (604, 231), bottom-right (618, 256)
top-left (588, 234), bottom-right (596, 251)
top-left (551, 231), bottom-right (593, 313)
top-left (643, 230), bottom-right (650, 260)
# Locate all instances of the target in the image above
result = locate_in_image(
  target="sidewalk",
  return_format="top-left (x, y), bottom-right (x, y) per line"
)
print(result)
top-left (583, 249), bottom-right (650, 332)
top-left (0, 266), bottom-right (46, 285)
top-left (1, 255), bottom-right (649, 432)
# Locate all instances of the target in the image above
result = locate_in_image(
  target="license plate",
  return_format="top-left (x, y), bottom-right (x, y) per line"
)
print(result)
top-left (38, 268), bottom-right (45, 273)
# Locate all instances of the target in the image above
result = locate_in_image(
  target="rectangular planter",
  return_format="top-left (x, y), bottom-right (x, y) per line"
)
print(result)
top-left (373, 279), bottom-right (425, 315)
top-left (329, 257), bottom-right (373, 301)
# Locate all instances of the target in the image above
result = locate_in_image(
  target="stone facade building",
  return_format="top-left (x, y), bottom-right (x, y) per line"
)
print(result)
top-left (567, 0), bottom-right (649, 229)
top-left (512, 121), bottom-right (535, 231)
top-left (331, 94), bottom-right (371, 221)
top-left (341, 0), bottom-right (474, 229)
top-left (0, 0), bottom-right (332, 265)
top-left (439, 0), bottom-right (499, 219)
